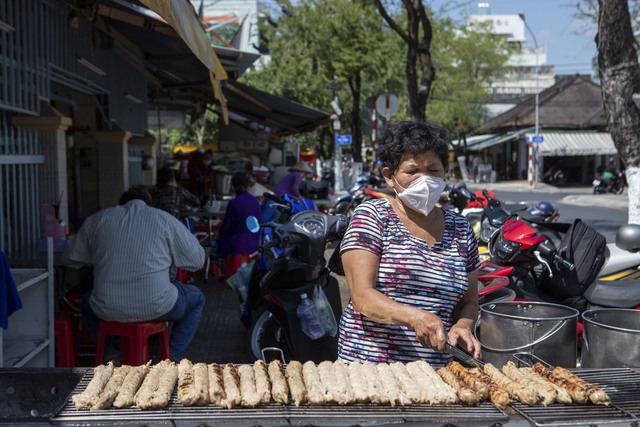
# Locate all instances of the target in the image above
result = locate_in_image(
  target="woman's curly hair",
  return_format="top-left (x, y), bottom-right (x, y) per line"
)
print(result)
top-left (377, 121), bottom-right (450, 174)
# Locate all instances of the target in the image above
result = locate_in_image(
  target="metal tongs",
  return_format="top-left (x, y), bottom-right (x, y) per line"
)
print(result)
top-left (446, 342), bottom-right (485, 369)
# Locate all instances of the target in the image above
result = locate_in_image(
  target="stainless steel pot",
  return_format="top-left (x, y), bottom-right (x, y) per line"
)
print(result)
top-left (581, 308), bottom-right (640, 368)
top-left (476, 302), bottom-right (579, 367)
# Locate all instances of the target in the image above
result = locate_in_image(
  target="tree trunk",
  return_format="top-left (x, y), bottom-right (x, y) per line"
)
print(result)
top-left (597, 0), bottom-right (640, 224)
top-left (349, 71), bottom-right (363, 162)
top-left (405, 3), bottom-right (421, 120)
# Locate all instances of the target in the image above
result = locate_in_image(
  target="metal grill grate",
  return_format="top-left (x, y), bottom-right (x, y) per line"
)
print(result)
top-left (510, 368), bottom-right (640, 426)
top-left (52, 369), bottom-right (508, 426)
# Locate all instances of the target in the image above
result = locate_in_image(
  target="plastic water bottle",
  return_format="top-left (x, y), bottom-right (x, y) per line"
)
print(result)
top-left (297, 293), bottom-right (324, 340)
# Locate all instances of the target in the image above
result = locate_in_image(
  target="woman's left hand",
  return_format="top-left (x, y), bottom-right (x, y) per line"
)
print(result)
top-left (448, 324), bottom-right (481, 359)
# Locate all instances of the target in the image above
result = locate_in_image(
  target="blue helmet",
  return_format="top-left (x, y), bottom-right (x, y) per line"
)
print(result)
top-left (527, 201), bottom-right (557, 219)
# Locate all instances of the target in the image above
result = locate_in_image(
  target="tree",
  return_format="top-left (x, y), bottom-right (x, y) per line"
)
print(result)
top-left (373, 0), bottom-right (435, 121)
top-left (596, 0), bottom-right (640, 223)
top-left (242, 0), bottom-right (396, 162)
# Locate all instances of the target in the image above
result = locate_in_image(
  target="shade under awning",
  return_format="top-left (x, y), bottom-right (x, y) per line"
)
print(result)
top-left (535, 132), bottom-right (617, 156)
top-left (465, 128), bottom-right (533, 151)
top-left (221, 80), bottom-right (331, 137)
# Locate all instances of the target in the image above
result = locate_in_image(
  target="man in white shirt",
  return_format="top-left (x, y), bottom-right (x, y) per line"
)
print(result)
top-left (64, 188), bottom-right (205, 363)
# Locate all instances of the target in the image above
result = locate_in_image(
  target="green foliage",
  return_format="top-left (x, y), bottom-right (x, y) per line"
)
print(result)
top-left (427, 18), bottom-right (512, 135)
top-left (149, 111), bottom-right (219, 154)
top-left (241, 0), bottom-right (511, 156)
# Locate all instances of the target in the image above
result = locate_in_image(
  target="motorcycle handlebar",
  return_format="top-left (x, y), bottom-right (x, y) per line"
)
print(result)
top-left (554, 254), bottom-right (575, 271)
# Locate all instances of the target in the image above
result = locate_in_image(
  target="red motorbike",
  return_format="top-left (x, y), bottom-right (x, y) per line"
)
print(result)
top-left (479, 218), bottom-right (640, 315)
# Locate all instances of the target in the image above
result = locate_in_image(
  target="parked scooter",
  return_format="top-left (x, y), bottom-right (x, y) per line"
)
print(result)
top-left (246, 208), bottom-right (349, 363)
top-left (330, 180), bottom-right (392, 217)
top-left (480, 218), bottom-right (640, 312)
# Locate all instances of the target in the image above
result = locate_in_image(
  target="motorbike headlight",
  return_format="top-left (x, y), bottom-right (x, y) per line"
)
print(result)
top-left (593, 179), bottom-right (600, 186)
top-left (490, 231), bottom-right (521, 261)
top-left (480, 217), bottom-right (497, 243)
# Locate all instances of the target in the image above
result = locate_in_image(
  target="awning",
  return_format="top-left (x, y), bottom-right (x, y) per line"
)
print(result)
top-left (465, 128), bottom-right (533, 151)
top-left (220, 80), bottom-right (331, 137)
top-left (534, 132), bottom-right (617, 156)
top-left (139, 0), bottom-right (228, 122)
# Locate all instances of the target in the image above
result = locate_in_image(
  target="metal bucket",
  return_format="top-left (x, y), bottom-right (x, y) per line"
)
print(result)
top-left (581, 308), bottom-right (640, 368)
top-left (477, 302), bottom-right (579, 367)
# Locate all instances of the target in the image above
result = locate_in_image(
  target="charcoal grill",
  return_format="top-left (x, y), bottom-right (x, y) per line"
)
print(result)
top-left (509, 368), bottom-right (640, 427)
top-left (36, 367), bottom-right (640, 427)
top-left (51, 368), bottom-right (508, 426)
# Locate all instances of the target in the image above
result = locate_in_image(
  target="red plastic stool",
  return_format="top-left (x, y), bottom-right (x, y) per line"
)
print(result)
top-left (95, 321), bottom-right (170, 365)
top-left (224, 253), bottom-right (252, 281)
top-left (54, 317), bottom-right (76, 367)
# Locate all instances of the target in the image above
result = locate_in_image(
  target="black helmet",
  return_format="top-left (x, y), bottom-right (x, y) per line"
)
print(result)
top-left (615, 224), bottom-right (640, 252)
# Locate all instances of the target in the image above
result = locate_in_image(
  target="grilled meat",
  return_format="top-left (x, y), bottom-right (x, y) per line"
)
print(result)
top-left (447, 361), bottom-right (490, 401)
top-left (532, 363), bottom-right (588, 404)
top-left (285, 360), bottom-right (307, 406)
top-left (468, 367), bottom-right (510, 410)
top-left (267, 360), bottom-right (289, 405)
top-left (92, 365), bottom-right (131, 410)
top-left (113, 362), bottom-right (151, 408)
top-left (376, 362), bottom-right (411, 406)
top-left (238, 364), bottom-right (261, 408)
top-left (254, 360), bottom-right (272, 405)
top-left (484, 363), bottom-right (539, 406)
top-left (302, 361), bottom-right (326, 405)
top-left (521, 367), bottom-right (572, 405)
top-left (73, 361), bottom-right (115, 409)
top-left (502, 361), bottom-right (556, 406)
top-left (193, 363), bottom-right (210, 405)
top-left (207, 363), bottom-right (226, 407)
top-left (177, 359), bottom-right (198, 406)
top-left (437, 367), bottom-right (479, 405)
top-left (552, 367), bottom-right (610, 405)
top-left (360, 361), bottom-right (389, 405)
top-left (222, 363), bottom-right (242, 409)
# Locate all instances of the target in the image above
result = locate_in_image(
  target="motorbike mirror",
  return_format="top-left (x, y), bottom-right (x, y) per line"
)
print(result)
top-left (246, 216), bottom-right (260, 233)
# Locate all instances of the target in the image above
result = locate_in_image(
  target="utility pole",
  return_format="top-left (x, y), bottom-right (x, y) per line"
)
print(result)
top-left (329, 83), bottom-right (342, 193)
top-left (522, 13), bottom-right (540, 189)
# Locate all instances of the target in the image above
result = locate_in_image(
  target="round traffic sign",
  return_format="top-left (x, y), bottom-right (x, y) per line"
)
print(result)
top-left (375, 93), bottom-right (399, 118)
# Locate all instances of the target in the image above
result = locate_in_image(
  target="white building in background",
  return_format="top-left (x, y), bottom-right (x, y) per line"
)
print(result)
top-left (468, 12), bottom-right (556, 118)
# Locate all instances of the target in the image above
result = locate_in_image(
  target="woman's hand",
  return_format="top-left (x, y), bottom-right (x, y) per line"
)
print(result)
top-left (412, 310), bottom-right (447, 352)
top-left (448, 323), bottom-right (481, 359)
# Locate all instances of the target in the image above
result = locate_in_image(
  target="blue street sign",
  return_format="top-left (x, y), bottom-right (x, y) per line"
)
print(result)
top-left (335, 134), bottom-right (352, 145)
top-left (527, 135), bottom-right (544, 143)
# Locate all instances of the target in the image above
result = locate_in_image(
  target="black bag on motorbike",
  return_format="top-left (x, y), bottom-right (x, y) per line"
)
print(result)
top-left (541, 219), bottom-right (607, 299)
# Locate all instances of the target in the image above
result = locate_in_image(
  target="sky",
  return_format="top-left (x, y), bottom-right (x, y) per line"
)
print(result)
top-left (430, 0), bottom-right (598, 76)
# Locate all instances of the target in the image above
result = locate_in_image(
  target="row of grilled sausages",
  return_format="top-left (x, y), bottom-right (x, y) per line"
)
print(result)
top-left (72, 359), bottom-right (610, 411)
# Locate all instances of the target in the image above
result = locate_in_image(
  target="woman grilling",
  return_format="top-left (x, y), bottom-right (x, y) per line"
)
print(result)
top-left (338, 120), bottom-right (481, 367)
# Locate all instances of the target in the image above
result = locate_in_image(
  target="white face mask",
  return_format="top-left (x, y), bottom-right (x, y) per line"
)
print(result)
top-left (393, 175), bottom-right (446, 217)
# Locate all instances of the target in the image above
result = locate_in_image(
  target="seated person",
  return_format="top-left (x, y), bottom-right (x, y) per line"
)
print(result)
top-left (63, 188), bottom-right (206, 363)
top-left (218, 172), bottom-right (262, 280)
top-left (150, 166), bottom-right (201, 218)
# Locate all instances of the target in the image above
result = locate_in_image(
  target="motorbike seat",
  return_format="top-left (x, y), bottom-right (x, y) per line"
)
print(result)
top-left (584, 278), bottom-right (640, 308)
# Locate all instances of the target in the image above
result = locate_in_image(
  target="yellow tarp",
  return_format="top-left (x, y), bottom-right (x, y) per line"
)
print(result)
top-left (173, 144), bottom-right (218, 154)
top-left (140, 0), bottom-right (229, 124)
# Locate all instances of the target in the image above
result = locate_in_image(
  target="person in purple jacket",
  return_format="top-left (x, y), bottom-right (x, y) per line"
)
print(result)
top-left (273, 161), bottom-right (313, 198)
top-left (217, 172), bottom-right (262, 280)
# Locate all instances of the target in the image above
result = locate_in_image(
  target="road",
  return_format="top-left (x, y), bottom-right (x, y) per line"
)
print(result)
top-left (465, 181), bottom-right (629, 242)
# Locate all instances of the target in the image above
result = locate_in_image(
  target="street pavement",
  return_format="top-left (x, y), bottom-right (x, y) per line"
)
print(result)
top-left (183, 179), bottom-right (629, 365)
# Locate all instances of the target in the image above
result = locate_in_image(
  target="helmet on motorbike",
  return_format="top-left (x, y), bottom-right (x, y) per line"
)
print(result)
top-left (615, 224), bottom-right (640, 252)
top-left (526, 201), bottom-right (558, 221)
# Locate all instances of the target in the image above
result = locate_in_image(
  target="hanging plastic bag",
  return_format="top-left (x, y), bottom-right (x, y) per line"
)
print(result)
top-left (226, 260), bottom-right (255, 327)
top-left (313, 284), bottom-right (338, 337)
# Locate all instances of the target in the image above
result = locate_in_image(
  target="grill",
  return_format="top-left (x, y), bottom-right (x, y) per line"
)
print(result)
top-left (509, 368), bottom-right (640, 427)
top-left (52, 369), bottom-right (508, 426)
top-left (48, 367), bottom-right (640, 427)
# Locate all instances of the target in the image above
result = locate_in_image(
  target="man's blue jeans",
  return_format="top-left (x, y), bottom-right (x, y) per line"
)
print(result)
top-left (82, 282), bottom-right (205, 362)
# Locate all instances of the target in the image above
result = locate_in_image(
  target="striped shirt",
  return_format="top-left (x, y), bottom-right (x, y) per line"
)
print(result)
top-left (64, 200), bottom-right (205, 322)
top-left (338, 198), bottom-right (480, 367)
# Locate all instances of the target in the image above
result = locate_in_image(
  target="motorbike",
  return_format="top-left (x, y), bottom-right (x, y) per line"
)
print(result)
top-left (246, 207), bottom-right (349, 363)
top-left (543, 167), bottom-right (567, 187)
top-left (330, 180), bottom-right (392, 217)
top-left (479, 218), bottom-right (640, 313)
top-left (593, 170), bottom-right (625, 194)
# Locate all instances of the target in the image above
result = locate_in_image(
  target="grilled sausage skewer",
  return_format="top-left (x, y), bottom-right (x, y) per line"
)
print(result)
top-left (469, 367), bottom-right (511, 409)
top-left (113, 362), bottom-right (151, 408)
top-left (207, 363), bottom-right (226, 407)
top-left (92, 365), bottom-right (132, 410)
top-left (73, 361), bottom-right (115, 409)
top-left (447, 361), bottom-right (490, 401)
top-left (437, 367), bottom-right (479, 405)
top-left (268, 360), bottom-right (289, 405)
top-left (483, 363), bottom-right (539, 406)
top-left (502, 361), bottom-right (556, 406)
top-left (532, 363), bottom-right (588, 404)
top-left (285, 360), bottom-right (307, 406)
top-left (521, 367), bottom-right (572, 404)
top-left (552, 367), bottom-right (610, 405)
